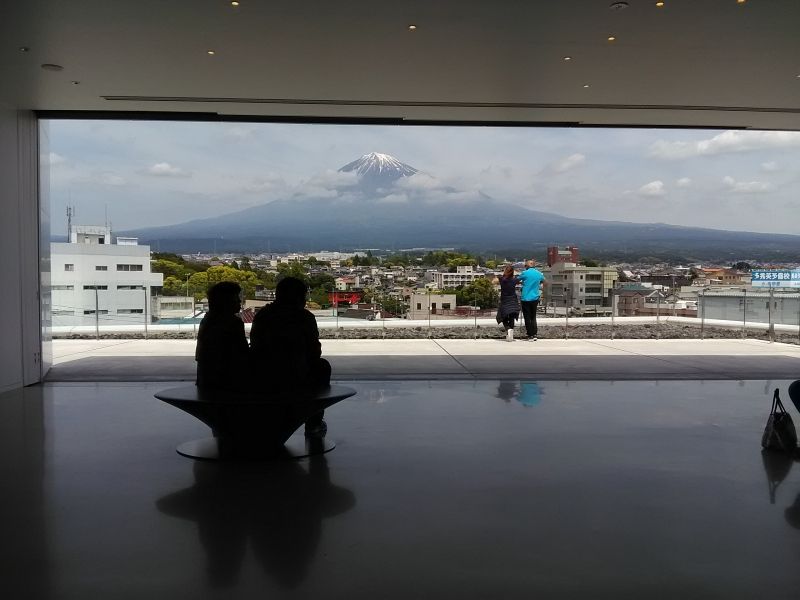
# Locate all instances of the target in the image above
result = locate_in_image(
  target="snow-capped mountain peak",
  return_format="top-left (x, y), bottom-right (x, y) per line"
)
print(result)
top-left (338, 152), bottom-right (418, 183)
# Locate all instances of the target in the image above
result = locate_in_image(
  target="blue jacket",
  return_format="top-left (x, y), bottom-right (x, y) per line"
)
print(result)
top-left (518, 268), bottom-right (545, 301)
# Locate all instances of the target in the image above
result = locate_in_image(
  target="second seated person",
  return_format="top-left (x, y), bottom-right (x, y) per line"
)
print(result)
top-left (250, 276), bottom-right (332, 437)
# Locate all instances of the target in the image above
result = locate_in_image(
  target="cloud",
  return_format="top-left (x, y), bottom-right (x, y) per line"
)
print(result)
top-left (242, 174), bottom-right (286, 194)
top-left (47, 152), bottom-right (67, 166)
top-left (143, 162), bottom-right (190, 177)
top-left (224, 126), bottom-right (257, 140)
top-left (638, 180), bottom-right (666, 197)
top-left (396, 172), bottom-right (443, 192)
top-left (676, 177), bottom-right (692, 188)
top-left (548, 153), bottom-right (586, 173)
top-left (722, 175), bottom-right (772, 194)
top-left (648, 130), bottom-right (800, 159)
top-left (303, 169), bottom-right (358, 189)
top-left (376, 193), bottom-right (409, 204)
top-left (761, 161), bottom-right (779, 172)
top-left (77, 172), bottom-right (128, 187)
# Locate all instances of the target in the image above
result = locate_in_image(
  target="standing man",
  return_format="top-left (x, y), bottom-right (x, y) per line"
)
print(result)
top-left (518, 259), bottom-right (545, 341)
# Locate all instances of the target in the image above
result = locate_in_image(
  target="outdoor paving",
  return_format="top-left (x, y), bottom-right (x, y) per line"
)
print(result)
top-left (47, 338), bottom-right (800, 381)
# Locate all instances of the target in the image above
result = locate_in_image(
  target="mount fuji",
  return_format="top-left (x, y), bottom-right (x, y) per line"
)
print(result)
top-left (124, 152), bottom-right (800, 260)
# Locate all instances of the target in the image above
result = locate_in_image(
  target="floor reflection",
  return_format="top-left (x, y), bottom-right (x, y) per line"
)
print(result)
top-left (496, 381), bottom-right (542, 407)
top-left (156, 449), bottom-right (355, 589)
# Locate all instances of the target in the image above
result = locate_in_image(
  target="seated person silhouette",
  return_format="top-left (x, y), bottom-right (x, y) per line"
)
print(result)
top-left (195, 281), bottom-right (250, 392)
top-left (250, 277), bottom-right (331, 438)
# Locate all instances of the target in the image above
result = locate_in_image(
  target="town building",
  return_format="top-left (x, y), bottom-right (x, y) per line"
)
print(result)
top-left (541, 262), bottom-right (617, 314)
top-left (431, 266), bottom-right (486, 289)
top-left (407, 292), bottom-right (457, 319)
top-left (547, 245), bottom-right (579, 267)
top-left (51, 225), bottom-right (163, 326)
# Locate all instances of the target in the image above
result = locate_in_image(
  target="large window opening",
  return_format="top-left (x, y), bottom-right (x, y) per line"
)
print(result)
top-left (42, 119), bottom-right (800, 375)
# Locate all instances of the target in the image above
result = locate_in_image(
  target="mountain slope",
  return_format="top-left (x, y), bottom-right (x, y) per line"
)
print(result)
top-left (124, 152), bottom-right (800, 259)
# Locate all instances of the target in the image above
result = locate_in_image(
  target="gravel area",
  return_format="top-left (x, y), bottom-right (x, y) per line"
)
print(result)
top-left (54, 322), bottom-right (799, 344)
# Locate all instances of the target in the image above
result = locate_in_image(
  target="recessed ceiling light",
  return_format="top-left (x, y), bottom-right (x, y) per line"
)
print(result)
top-left (583, 84), bottom-right (590, 88)
top-left (40, 63), bottom-right (63, 71)
top-left (563, 56), bottom-right (572, 61)
top-left (737, 0), bottom-right (746, 4)
top-left (607, 36), bottom-right (616, 42)
top-left (71, 80), bottom-right (80, 85)
top-left (408, 24), bottom-right (417, 31)
top-left (656, 1), bottom-right (665, 6)
top-left (609, 2), bottom-right (629, 10)
top-left (231, 1), bottom-right (239, 5)
top-left (19, 46), bottom-right (30, 52)
top-left (207, 50), bottom-right (216, 55)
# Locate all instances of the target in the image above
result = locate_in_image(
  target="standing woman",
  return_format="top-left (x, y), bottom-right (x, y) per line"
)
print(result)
top-left (495, 264), bottom-right (521, 342)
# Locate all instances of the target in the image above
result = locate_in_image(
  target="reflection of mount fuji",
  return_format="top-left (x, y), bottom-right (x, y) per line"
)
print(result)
top-left (126, 152), bottom-right (800, 258)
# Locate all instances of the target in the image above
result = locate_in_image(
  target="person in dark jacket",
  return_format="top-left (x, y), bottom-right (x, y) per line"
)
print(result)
top-left (250, 277), bottom-right (331, 437)
top-left (495, 264), bottom-right (521, 342)
top-left (195, 281), bottom-right (250, 391)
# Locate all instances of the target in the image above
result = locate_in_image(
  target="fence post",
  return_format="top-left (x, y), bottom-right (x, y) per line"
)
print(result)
top-left (700, 288), bottom-right (705, 340)
top-left (656, 292), bottom-right (661, 340)
top-left (742, 288), bottom-right (747, 339)
top-left (611, 291), bottom-right (616, 340)
top-left (95, 287), bottom-right (99, 341)
top-left (564, 288), bottom-right (569, 339)
top-left (143, 285), bottom-right (148, 340)
top-left (768, 288), bottom-right (774, 343)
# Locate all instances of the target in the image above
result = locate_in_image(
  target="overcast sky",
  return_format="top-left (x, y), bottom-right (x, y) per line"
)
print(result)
top-left (45, 120), bottom-right (800, 236)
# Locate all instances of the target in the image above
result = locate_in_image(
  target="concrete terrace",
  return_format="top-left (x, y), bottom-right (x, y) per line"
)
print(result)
top-left (49, 337), bottom-right (800, 381)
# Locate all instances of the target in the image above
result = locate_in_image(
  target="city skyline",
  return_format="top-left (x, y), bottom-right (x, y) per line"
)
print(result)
top-left (46, 120), bottom-right (800, 236)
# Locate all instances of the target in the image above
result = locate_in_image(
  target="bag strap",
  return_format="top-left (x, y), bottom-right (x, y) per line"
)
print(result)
top-left (774, 389), bottom-right (789, 415)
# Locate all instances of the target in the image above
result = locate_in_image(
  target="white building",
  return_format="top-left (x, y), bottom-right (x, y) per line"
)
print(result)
top-left (408, 292), bottom-right (457, 319)
top-left (431, 266), bottom-right (486, 289)
top-left (51, 225), bottom-right (163, 326)
top-left (542, 262), bottom-right (617, 314)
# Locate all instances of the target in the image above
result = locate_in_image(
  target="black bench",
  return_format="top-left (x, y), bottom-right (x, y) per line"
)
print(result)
top-left (155, 384), bottom-right (356, 460)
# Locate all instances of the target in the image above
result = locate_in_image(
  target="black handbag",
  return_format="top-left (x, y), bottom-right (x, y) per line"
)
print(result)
top-left (761, 388), bottom-right (797, 453)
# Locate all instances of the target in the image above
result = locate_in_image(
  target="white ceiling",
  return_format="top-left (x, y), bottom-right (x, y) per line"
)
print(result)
top-left (1, 0), bottom-right (799, 129)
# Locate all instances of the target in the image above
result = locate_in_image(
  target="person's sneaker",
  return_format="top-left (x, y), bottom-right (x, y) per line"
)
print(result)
top-left (304, 420), bottom-right (328, 438)
top-left (529, 336), bottom-right (538, 341)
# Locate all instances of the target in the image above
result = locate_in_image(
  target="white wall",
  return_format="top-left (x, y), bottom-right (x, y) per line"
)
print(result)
top-left (0, 107), bottom-right (41, 393)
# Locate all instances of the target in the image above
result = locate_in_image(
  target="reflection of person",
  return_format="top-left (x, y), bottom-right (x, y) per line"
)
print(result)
top-left (496, 381), bottom-right (519, 402)
top-left (156, 452), bottom-right (355, 589)
top-left (517, 382), bottom-right (542, 407)
top-left (495, 265), bottom-right (521, 342)
top-left (195, 281), bottom-right (250, 391)
top-left (250, 277), bottom-right (331, 437)
top-left (518, 260), bottom-right (545, 341)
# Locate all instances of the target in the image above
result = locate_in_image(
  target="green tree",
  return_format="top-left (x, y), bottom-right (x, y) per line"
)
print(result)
top-left (189, 266), bottom-right (260, 301)
top-left (151, 259), bottom-right (192, 280)
top-left (276, 261), bottom-right (307, 282)
top-left (456, 278), bottom-right (498, 309)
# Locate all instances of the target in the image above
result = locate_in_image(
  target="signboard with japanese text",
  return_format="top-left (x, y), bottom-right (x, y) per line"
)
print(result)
top-left (751, 270), bottom-right (800, 288)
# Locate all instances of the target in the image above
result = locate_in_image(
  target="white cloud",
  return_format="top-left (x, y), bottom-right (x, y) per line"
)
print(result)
top-left (761, 161), bottom-right (779, 172)
top-left (303, 169), bottom-right (358, 189)
top-left (648, 130), bottom-right (800, 159)
top-left (78, 172), bottom-right (127, 187)
top-left (676, 177), bottom-right (692, 188)
top-left (144, 162), bottom-right (189, 177)
top-left (722, 175), bottom-right (772, 194)
top-left (638, 180), bottom-right (666, 197)
top-left (396, 172), bottom-right (443, 192)
top-left (224, 126), bottom-right (257, 140)
top-left (376, 193), bottom-right (409, 204)
top-left (549, 153), bottom-right (586, 173)
top-left (242, 174), bottom-right (286, 194)
top-left (47, 152), bottom-right (67, 166)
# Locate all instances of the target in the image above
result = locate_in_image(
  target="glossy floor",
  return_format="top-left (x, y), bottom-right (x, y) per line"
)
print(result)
top-left (2, 380), bottom-right (800, 599)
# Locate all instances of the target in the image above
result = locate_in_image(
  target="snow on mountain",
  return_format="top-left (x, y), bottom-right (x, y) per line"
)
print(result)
top-left (338, 152), bottom-right (418, 188)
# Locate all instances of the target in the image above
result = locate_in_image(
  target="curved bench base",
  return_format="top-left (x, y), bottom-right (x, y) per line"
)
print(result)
top-left (176, 435), bottom-right (335, 461)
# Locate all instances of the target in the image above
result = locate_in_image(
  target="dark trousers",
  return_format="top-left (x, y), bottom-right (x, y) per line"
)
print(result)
top-left (502, 313), bottom-right (518, 330)
top-left (521, 300), bottom-right (540, 337)
top-left (306, 358), bottom-right (332, 428)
